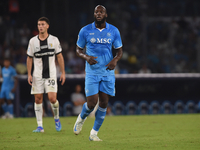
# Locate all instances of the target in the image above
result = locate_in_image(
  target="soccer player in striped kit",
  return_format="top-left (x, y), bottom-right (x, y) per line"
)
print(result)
top-left (27, 17), bottom-right (65, 132)
top-left (73, 5), bottom-right (123, 141)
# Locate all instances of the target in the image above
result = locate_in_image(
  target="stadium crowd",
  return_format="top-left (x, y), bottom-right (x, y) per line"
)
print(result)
top-left (0, 0), bottom-right (200, 74)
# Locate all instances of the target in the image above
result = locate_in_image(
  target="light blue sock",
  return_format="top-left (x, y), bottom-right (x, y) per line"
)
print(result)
top-left (80, 102), bottom-right (93, 119)
top-left (2, 103), bottom-right (7, 113)
top-left (93, 106), bottom-right (107, 131)
top-left (7, 104), bottom-right (13, 115)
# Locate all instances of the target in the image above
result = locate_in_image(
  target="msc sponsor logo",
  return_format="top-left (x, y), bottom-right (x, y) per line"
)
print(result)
top-left (90, 38), bottom-right (111, 44)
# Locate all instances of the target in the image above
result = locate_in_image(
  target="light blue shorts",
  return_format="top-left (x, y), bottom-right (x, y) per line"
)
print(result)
top-left (85, 75), bottom-right (115, 97)
top-left (0, 88), bottom-right (15, 100)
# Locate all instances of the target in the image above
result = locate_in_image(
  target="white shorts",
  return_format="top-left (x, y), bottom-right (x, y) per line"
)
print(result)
top-left (31, 77), bottom-right (57, 94)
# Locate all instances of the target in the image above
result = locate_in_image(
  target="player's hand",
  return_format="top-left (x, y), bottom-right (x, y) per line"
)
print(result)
top-left (106, 59), bottom-right (117, 70)
top-left (28, 75), bottom-right (32, 86)
top-left (86, 56), bottom-right (98, 65)
top-left (60, 73), bottom-right (65, 85)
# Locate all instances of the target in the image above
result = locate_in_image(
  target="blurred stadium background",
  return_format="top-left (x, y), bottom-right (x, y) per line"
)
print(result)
top-left (0, 0), bottom-right (200, 117)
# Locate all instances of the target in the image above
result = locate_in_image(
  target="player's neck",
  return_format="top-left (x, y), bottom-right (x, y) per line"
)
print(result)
top-left (95, 22), bottom-right (106, 29)
top-left (38, 32), bottom-right (49, 41)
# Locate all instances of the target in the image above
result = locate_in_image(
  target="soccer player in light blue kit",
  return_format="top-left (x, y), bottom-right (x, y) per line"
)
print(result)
top-left (0, 58), bottom-right (18, 119)
top-left (73, 5), bottom-right (123, 141)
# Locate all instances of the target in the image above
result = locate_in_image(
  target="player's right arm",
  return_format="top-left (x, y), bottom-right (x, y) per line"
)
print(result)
top-left (27, 56), bottom-right (33, 86)
top-left (76, 27), bottom-right (97, 65)
top-left (27, 39), bottom-right (34, 86)
top-left (76, 47), bottom-right (97, 65)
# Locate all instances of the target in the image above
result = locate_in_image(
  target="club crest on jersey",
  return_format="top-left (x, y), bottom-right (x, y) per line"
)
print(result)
top-left (49, 43), bottom-right (53, 48)
top-left (107, 32), bottom-right (111, 37)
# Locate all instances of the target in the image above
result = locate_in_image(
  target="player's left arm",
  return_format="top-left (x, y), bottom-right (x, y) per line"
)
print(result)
top-left (106, 27), bottom-right (123, 70)
top-left (106, 47), bottom-right (123, 70)
top-left (56, 53), bottom-right (65, 85)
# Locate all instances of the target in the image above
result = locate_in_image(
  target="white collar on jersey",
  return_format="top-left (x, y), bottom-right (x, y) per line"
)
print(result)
top-left (92, 22), bottom-right (109, 30)
top-left (97, 28), bottom-right (105, 32)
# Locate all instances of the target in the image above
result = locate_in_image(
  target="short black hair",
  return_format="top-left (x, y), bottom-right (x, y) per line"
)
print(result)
top-left (95, 5), bottom-right (107, 13)
top-left (38, 17), bottom-right (50, 25)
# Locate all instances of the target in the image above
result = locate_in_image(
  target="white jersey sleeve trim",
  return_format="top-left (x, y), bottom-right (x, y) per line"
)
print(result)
top-left (77, 44), bottom-right (84, 49)
top-left (27, 54), bottom-right (33, 58)
top-left (113, 45), bottom-right (123, 49)
top-left (55, 51), bottom-right (62, 55)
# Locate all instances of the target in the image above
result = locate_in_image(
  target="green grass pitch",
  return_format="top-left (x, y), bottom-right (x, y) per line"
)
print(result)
top-left (0, 114), bottom-right (200, 150)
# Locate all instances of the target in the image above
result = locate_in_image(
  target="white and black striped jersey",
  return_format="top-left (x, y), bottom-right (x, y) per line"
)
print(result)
top-left (27, 34), bottom-right (62, 78)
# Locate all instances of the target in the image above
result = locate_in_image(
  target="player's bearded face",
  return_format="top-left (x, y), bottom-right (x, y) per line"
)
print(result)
top-left (94, 15), bottom-right (107, 24)
top-left (94, 6), bottom-right (107, 25)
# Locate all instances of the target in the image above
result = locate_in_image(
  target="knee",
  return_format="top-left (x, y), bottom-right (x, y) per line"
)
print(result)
top-left (35, 96), bottom-right (42, 104)
top-left (48, 97), bottom-right (56, 104)
top-left (87, 101), bottom-right (97, 110)
top-left (99, 92), bottom-right (110, 108)
top-left (99, 100), bottom-right (108, 108)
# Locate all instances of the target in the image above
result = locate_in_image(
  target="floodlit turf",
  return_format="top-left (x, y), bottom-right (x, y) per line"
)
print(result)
top-left (0, 114), bottom-right (200, 150)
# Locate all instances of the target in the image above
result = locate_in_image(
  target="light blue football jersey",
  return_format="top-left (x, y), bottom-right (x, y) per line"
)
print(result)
top-left (1, 66), bottom-right (17, 90)
top-left (77, 22), bottom-right (122, 75)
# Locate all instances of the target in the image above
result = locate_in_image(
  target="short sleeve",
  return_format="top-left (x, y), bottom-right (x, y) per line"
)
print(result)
top-left (113, 28), bottom-right (123, 49)
top-left (55, 37), bottom-right (62, 54)
top-left (76, 27), bottom-right (86, 49)
top-left (27, 40), bottom-right (34, 57)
